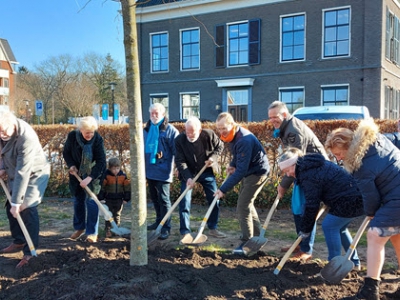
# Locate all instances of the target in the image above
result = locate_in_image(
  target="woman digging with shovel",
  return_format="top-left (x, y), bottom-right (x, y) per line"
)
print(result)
top-left (325, 119), bottom-right (400, 300)
top-left (277, 148), bottom-right (364, 269)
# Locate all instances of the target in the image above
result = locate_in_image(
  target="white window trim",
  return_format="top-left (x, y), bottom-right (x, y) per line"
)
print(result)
top-left (180, 27), bottom-right (200, 72)
top-left (226, 20), bottom-right (250, 68)
top-left (279, 12), bottom-right (307, 63)
top-left (321, 5), bottom-right (351, 60)
top-left (215, 78), bottom-right (255, 87)
top-left (150, 31), bottom-right (169, 73)
top-left (320, 83), bottom-right (350, 105)
top-left (179, 91), bottom-right (200, 119)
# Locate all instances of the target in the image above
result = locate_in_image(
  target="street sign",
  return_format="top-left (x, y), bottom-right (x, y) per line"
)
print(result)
top-left (102, 104), bottom-right (109, 120)
top-left (113, 103), bottom-right (119, 122)
top-left (35, 100), bottom-right (43, 116)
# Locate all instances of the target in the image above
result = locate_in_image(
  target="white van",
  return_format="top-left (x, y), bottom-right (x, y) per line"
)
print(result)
top-left (292, 105), bottom-right (370, 121)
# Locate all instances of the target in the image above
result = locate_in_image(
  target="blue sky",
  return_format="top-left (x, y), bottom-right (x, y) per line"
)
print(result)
top-left (0, 0), bottom-right (125, 70)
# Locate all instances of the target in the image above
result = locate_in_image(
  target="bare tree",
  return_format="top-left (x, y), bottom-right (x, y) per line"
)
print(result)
top-left (119, 0), bottom-right (148, 266)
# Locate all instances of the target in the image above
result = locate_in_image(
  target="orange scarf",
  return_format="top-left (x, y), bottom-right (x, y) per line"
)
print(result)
top-left (220, 125), bottom-right (237, 143)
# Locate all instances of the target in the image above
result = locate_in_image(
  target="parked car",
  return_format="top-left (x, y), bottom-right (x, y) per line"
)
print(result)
top-left (292, 105), bottom-right (370, 120)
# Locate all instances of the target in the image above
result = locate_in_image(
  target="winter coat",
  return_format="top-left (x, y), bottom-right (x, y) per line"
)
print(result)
top-left (220, 126), bottom-right (270, 193)
top-left (63, 130), bottom-right (107, 196)
top-left (0, 119), bottom-right (50, 207)
top-left (143, 118), bottom-right (179, 183)
top-left (98, 169), bottom-right (131, 201)
top-left (383, 132), bottom-right (400, 149)
top-left (278, 115), bottom-right (328, 189)
top-left (175, 129), bottom-right (224, 181)
top-left (343, 119), bottom-right (400, 228)
top-left (295, 154), bottom-right (364, 233)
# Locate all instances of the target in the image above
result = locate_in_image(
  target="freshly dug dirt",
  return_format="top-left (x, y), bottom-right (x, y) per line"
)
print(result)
top-left (0, 199), bottom-right (399, 300)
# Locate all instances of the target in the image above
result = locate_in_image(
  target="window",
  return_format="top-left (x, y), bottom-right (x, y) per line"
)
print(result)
top-left (151, 32), bottom-right (168, 72)
top-left (215, 19), bottom-right (260, 68)
top-left (279, 88), bottom-right (304, 113)
top-left (227, 89), bottom-right (249, 122)
top-left (323, 7), bottom-right (350, 58)
top-left (181, 28), bottom-right (200, 70)
top-left (3, 78), bottom-right (9, 88)
top-left (180, 92), bottom-right (200, 119)
top-left (321, 85), bottom-right (349, 105)
top-left (386, 8), bottom-right (400, 64)
top-left (384, 85), bottom-right (400, 119)
top-left (281, 14), bottom-right (305, 62)
top-left (150, 94), bottom-right (169, 115)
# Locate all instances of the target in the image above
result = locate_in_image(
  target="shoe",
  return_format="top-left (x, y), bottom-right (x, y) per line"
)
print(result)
top-left (208, 229), bottom-right (227, 238)
top-left (290, 251), bottom-right (312, 261)
top-left (281, 245), bottom-right (300, 253)
top-left (158, 231), bottom-right (170, 240)
top-left (86, 235), bottom-right (98, 243)
top-left (70, 229), bottom-right (85, 240)
top-left (147, 223), bottom-right (158, 230)
top-left (105, 229), bottom-right (112, 238)
top-left (232, 242), bottom-right (246, 255)
top-left (16, 255), bottom-right (32, 268)
top-left (0, 243), bottom-right (25, 253)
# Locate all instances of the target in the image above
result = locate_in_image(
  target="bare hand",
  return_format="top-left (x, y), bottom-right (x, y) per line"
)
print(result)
top-left (214, 189), bottom-right (224, 199)
top-left (205, 158), bottom-right (214, 167)
top-left (80, 176), bottom-right (92, 188)
top-left (227, 166), bottom-right (235, 175)
top-left (10, 205), bottom-right (20, 218)
top-left (69, 166), bottom-right (78, 175)
top-left (277, 185), bottom-right (286, 199)
top-left (187, 178), bottom-right (195, 189)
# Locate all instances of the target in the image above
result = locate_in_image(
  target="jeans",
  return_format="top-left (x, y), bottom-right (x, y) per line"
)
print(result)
top-left (237, 174), bottom-right (268, 241)
top-left (322, 213), bottom-right (360, 266)
top-left (179, 172), bottom-right (219, 235)
top-left (147, 179), bottom-right (171, 233)
top-left (73, 188), bottom-right (99, 235)
top-left (293, 214), bottom-right (316, 254)
top-left (7, 202), bottom-right (40, 256)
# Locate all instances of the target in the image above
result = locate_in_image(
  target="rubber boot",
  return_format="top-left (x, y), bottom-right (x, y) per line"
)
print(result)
top-left (355, 277), bottom-right (380, 300)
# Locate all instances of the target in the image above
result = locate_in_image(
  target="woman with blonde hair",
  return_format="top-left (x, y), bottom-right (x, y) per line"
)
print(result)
top-left (63, 116), bottom-right (106, 243)
top-left (325, 119), bottom-right (400, 300)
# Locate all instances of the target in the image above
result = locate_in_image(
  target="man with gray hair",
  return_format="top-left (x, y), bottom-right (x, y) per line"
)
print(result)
top-left (144, 103), bottom-right (179, 240)
top-left (175, 116), bottom-right (226, 242)
top-left (268, 101), bottom-right (328, 261)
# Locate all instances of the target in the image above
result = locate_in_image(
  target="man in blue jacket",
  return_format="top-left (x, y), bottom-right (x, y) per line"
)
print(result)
top-left (144, 103), bottom-right (179, 240)
top-left (214, 112), bottom-right (270, 253)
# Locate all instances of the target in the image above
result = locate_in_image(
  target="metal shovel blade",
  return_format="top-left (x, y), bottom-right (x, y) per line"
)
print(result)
top-left (110, 221), bottom-right (131, 236)
top-left (242, 236), bottom-right (268, 257)
top-left (180, 233), bottom-right (208, 246)
top-left (320, 256), bottom-right (354, 284)
top-left (147, 230), bottom-right (161, 245)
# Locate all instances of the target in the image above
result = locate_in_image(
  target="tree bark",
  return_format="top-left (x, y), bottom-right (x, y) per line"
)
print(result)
top-left (120, 0), bottom-right (148, 266)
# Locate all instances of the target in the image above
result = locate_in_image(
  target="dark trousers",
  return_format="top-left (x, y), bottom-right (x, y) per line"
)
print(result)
top-left (6, 201), bottom-right (39, 256)
top-left (104, 199), bottom-right (124, 230)
top-left (147, 179), bottom-right (171, 233)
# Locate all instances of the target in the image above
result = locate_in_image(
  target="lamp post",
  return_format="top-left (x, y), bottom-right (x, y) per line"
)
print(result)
top-left (109, 82), bottom-right (117, 124)
top-left (23, 100), bottom-right (30, 123)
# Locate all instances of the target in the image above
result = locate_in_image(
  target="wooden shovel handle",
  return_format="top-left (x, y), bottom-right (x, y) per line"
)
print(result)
top-left (344, 216), bottom-right (370, 260)
top-left (157, 163), bottom-right (208, 228)
top-left (274, 205), bottom-right (327, 275)
top-left (260, 195), bottom-right (280, 235)
top-left (0, 178), bottom-right (37, 256)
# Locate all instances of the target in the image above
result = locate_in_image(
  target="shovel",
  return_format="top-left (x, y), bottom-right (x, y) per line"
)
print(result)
top-left (0, 178), bottom-right (37, 257)
top-left (274, 205), bottom-right (327, 275)
top-left (147, 164), bottom-right (208, 245)
top-left (242, 195), bottom-right (280, 256)
top-left (73, 173), bottom-right (131, 236)
top-left (320, 216), bottom-right (370, 284)
top-left (180, 175), bottom-right (229, 246)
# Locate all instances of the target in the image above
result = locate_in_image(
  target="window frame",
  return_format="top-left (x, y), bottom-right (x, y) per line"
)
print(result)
top-left (280, 13), bottom-right (306, 63)
top-left (321, 84), bottom-right (350, 106)
top-left (150, 31), bottom-right (169, 73)
top-left (150, 93), bottom-right (169, 116)
top-left (322, 6), bottom-right (351, 59)
top-left (179, 92), bottom-right (200, 119)
top-left (180, 27), bottom-right (200, 71)
top-left (279, 87), bottom-right (305, 113)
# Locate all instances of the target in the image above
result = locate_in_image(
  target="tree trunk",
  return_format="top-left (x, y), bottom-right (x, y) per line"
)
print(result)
top-left (120, 0), bottom-right (148, 266)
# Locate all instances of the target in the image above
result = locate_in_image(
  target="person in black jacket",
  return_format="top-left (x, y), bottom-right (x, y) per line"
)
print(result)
top-left (175, 117), bottom-right (225, 242)
top-left (278, 147), bottom-right (364, 269)
top-left (63, 116), bottom-right (106, 243)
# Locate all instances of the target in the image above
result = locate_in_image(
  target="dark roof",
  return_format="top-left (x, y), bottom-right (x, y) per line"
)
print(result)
top-left (0, 38), bottom-right (17, 63)
top-left (137, 0), bottom-right (184, 7)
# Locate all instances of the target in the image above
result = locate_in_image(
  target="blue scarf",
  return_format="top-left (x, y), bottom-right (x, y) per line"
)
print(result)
top-left (273, 128), bottom-right (280, 138)
top-left (145, 119), bottom-right (163, 164)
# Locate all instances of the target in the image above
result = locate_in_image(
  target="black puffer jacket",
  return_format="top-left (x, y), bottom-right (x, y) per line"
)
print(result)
top-left (295, 154), bottom-right (364, 233)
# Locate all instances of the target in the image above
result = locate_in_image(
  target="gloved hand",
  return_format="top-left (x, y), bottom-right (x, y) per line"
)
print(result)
top-left (299, 231), bottom-right (310, 239)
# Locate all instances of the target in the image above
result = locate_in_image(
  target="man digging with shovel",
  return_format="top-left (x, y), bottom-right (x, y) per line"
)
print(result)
top-left (175, 116), bottom-right (226, 243)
